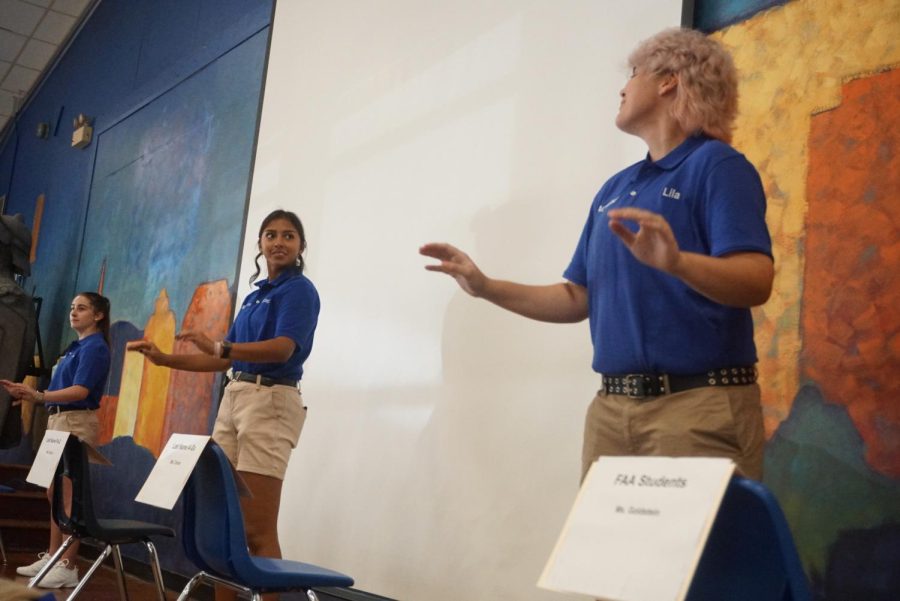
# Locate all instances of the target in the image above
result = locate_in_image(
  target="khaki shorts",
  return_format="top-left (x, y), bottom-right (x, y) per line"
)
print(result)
top-left (212, 381), bottom-right (306, 480)
top-left (47, 410), bottom-right (100, 446)
top-left (581, 384), bottom-right (765, 481)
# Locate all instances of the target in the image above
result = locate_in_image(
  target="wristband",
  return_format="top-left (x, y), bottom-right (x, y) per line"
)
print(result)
top-left (35, 390), bottom-right (45, 403)
top-left (221, 340), bottom-right (233, 359)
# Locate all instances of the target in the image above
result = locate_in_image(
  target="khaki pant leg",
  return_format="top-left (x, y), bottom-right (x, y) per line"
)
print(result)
top-left (581, 391), bottom-right (632, 481)
top-left (629, 384), bottom-right (765, 480)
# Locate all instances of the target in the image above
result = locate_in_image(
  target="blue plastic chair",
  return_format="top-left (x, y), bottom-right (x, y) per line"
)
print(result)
top-left (686, 476), bottom-right (811, 601)
top-left (176, 442), bottom-right (354, 601)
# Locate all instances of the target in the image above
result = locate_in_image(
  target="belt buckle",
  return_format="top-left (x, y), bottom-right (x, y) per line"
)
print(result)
top-left (624, 374), bottom-right (647, 399)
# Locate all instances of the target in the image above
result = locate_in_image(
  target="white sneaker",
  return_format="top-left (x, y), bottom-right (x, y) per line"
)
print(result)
top-left (34, 559), bottom-right (79, 589)
top-left (15, 551), bottom-right (51, 577)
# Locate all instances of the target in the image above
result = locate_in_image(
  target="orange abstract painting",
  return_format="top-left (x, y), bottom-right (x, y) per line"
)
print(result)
top-left (803, 68), bottom-right (900, 478)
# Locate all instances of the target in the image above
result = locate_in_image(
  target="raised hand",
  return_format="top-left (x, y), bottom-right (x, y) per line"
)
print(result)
top-left (419, 242), bottom-right (488, 297)
top-left (174, 329), bottom-right (215, 355)
top-left (0, 380), bottom-right (38, 402)
top-left (607, 207), bottom-right (681, 274)
top-left (125, 339), bottom-right (167, 365)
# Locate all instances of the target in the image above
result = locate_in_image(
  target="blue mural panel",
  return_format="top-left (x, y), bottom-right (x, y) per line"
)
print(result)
top-left (693, 0), bottom-right (790, 32)
top-left (75, 29), bottom-right (268, 328)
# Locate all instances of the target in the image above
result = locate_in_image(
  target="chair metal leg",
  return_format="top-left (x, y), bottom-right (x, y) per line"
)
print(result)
top-left (66, 543), bottom-right (113, 600)
top-left (143, 539), bottom-right (168, 601)
top-left (29, 534), bottom-right (76, 587)
top-left (111, 544), bottom-right (131, 601)
top-left (175, 571), bottom-right (206, 601)
top-left (183, 571), bottom-right (254, 599)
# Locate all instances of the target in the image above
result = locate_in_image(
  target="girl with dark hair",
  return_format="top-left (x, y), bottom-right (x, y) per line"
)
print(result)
top-left (2, 292), bottom-right (111, 589)
top-left (127, 209), bottom-right (319, 593)
top-left (247, 208), bottom-right (307, 283)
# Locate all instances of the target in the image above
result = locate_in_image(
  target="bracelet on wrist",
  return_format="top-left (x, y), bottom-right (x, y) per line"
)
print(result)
top-left (221, 340), bottom-right (233, 360)
top-left (35, 390), bottom-right (44, 403)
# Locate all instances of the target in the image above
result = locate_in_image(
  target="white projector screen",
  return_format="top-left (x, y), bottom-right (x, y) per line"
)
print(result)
top-left (242, 2), bottom-right (682, 599)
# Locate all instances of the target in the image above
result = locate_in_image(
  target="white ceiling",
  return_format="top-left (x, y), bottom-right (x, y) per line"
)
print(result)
top-left (0, 0), bottom-right (95, 136)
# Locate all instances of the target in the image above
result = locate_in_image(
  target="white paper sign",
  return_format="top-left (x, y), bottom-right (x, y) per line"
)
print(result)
top-left (27, 430), bottom-right (71, 488)
top-left (135, 433), bottom-right (211, 509)
top-left (539, 456), bottom-right (735, 601)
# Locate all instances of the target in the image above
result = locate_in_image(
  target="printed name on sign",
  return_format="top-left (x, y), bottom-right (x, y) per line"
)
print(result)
top-left (539, 456), bottom-right (735, 601)
top-left (27, 430), bottom-right (72, 488)
top-left (135, 434), bottom-right (211, 510)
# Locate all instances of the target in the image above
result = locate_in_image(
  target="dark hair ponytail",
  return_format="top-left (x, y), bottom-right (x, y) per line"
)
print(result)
top-left (77, 291), bottom-right (111, 345)
top-left (249, 209), bottom-right (308, 284)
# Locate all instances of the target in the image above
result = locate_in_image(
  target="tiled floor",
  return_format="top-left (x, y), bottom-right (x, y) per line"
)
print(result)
top-left (1, 551), bottom-right (174, 600)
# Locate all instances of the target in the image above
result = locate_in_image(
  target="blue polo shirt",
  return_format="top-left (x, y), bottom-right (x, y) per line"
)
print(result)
top-left (46, 332), bottom-right (110, 410)
top-left (226, 269), bottom-right (320, 381)
top-left (564, 135), bottom-right (772, 375)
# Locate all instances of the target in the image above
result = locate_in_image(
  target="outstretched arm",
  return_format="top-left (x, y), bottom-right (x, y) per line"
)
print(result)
top-left (126, 333), bottom-right (296, 372)
top-left (607, 207), bottom-right (774, 307)
top-left (0, 380), bottom-right (89, 405)
top-left (420, 242), bottom-right (589, 323)
top-left (175, 330), bottom-right (296, 363)
top-left (125, 340), bottom-right (231, 372)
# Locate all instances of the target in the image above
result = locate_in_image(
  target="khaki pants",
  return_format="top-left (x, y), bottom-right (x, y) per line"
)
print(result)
top-left (581, 384), bottom-right (765, 481)
top-left (212, 381), bottom-right (306, 480)
top-left (48, 410), bottom-right (100, 446)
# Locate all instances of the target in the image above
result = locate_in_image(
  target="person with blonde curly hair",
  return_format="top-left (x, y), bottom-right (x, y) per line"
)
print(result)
top-left (626, 27), bottom-right (739, 143)
top-left (422, 27), bottom-right (774, 481)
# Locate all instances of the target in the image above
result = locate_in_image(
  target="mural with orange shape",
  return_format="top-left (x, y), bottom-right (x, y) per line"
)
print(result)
top-left (802, 68), bottom-right (900, 477)
top-left (96, 392), bottom-right (117, 443)
top-left (132, 289), bottom-right (176, 455)
top-left (113, 344), bottom-right (145, 439)
top-left (714, 0), bottom-right (900, 436)
top-left (160, 280), bottom-right (232, 444)
top-left (20, 367), bottom-right (41, 434)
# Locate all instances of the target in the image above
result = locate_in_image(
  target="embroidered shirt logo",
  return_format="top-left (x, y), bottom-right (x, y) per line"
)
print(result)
top-left (662, 187), bottom-right (681, 200)
top-left (244, 297), bottom-right (272, 309)
top-left (597, 196), bottom-right (620, 213)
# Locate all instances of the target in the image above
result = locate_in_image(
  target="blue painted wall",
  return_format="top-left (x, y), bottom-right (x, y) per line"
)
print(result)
top-left (0, 0), bottom-right (274, 577)
top-left (692, 0), bottom-right (790, 32)
top-left (0, 0), bottom-right (273, 364)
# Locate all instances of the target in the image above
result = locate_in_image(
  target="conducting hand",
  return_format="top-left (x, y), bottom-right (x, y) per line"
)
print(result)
top-left (419, 242), bottom-right (488, 297)
top-left (0, 380), bottom-right (38, 403)
top-left (126, 339), bottom-right (167, 365)
top-left (174, 330), bottom-right (215, 355)
top-left (607, 207), bottom-right (681, 274)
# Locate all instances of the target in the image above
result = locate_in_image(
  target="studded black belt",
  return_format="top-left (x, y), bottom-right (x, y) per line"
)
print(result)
top-left (602, 366), bottom-right (758, 399)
